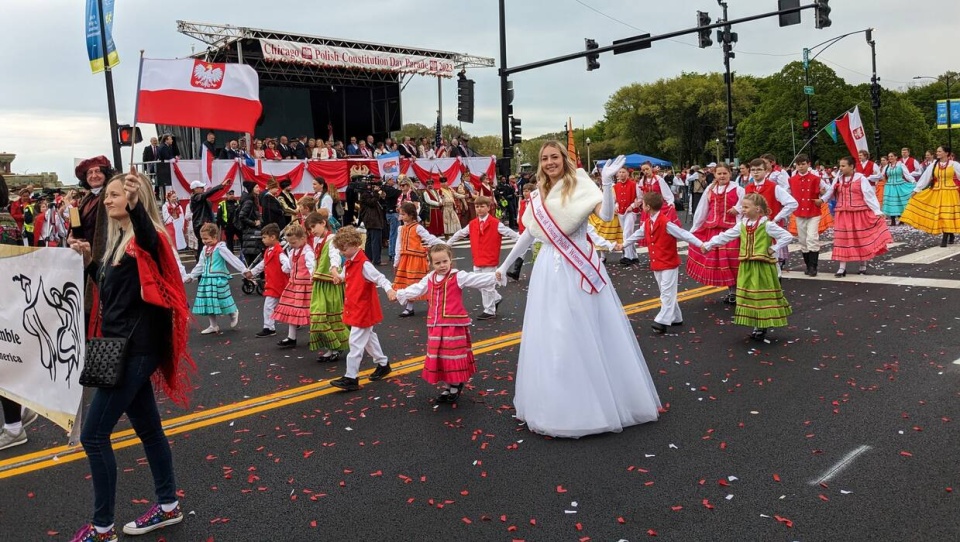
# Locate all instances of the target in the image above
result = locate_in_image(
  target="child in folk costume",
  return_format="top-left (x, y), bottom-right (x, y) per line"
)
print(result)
top-left (685, 163), bottom-right (744, 303)
top-left (447, 195), bottom-right (520, 320)
top-left (622, 192), bottom-right (704, 333)
top-left (702, 193), bottom-right (793, 342)
top-left (420, 179), bottom-right (446, 237)
top-left (305, 213), bottom-right (349, 362)
top-left (161, 191), bottom-right (187, 251)
top-left (329, 227), bottom-right (396, 392)
top-left (612, 167), bottom-right (639, 265)
top-left (821, 156), bottom-right (894, 276)
top-left (186, 223), bottom-right (251, 334)
top-left (248, 224), bottom-right (288, 338)
top-left (633, 162), bottom-right (681, 248)
top-left (744, 159), bottom-right (798, 271)
top-left (273, 224), bottom-right (315, 348)
top-left (857, 150), bottom-right (884, 203)
top-left (393, 202), bottom-right (444, 317)
top-left (880, 151), bottom-right (916, 226)
top-left (787, 155), bottom-right (831, 276)
top-left (395, 244), bottom-right (499, 404)
top-left (900, 146), bottom-right (960, 247)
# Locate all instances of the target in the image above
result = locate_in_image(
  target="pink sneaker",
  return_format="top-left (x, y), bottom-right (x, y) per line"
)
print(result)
top-left (122, 502), bottom-right (183, 535)
top-left (70, 524), bottom-right (118, 542)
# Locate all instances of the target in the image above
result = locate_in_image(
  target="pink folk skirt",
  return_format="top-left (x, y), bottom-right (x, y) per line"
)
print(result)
top-left (273, 276), bottom-right (312, 326)
top-left (686, 225), bottom-right (740, 287)
top-left (832, 209), bottom-right (893, 262)
top-left (423, 325), bottom-right (475, 385)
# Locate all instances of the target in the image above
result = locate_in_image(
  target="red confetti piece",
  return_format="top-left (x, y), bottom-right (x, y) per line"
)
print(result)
top-left (670, 505), bottom-right (683, 511)
top-left (309, 521), bottom-right (317, 528)
top-left (818, 494), bottom-right (830, 501)
top-left (575, 522), bottom-right (583, 531)
top-left (774, 515), bottom-right (794, 528)
top-left (617, 516), bottom-right (626, 524)
top-left (27, 492), bottom-right (34, 498)
top-left (702, 499), bottom-right (714, 510)
top-left (462, 518), bottom-right (472, 524)
top-left (647, 529), bottom-right (658, 536)
top-left (718, 479), bottom-right (729, 487)
top-left (530, 518), bottom-right (537, 525)
top-left (370, 470), bottom-right (383, 477)
top-left (46, 531), bottom-right (59, 536)
top-left (507, 525), bottom-right (517, 532)
top-left (900, 451), bottom-right (913, 457)
top-left (773, 474), bottom-right (781, 482)
top-left (946, 488), bottom-right (953, 493)
top-left (500, 515), bottom-right (507, 522)
top-left (557, 485), bottom-right (568, 493)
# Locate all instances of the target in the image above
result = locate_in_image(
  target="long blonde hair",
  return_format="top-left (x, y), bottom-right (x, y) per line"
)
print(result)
top-left (535, 140), bottom-right (578, 203)
top-left (103, 172), bottom-right (169, 265)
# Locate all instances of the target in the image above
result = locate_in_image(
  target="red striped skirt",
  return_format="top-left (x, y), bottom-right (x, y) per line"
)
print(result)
top-left (686, 225), bottom-right (740, 287)
top-left (832, 209), bottom-right (893, 262)
top-left (273, 276), bottom-right (312, 325)
top-left (423, 325), bottom-right (475, 385)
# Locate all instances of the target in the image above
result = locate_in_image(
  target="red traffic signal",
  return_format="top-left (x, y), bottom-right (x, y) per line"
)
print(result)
top-left (117, 124), bottom-right (143, 147)
top-left (802, 120), bottom-right (811, 130)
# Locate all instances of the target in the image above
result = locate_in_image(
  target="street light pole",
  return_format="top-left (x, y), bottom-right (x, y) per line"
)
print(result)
top-left (867, 31), bottom-right (881, 152)
top-left (585, 137), bottom-right (591, 170)
top-left (718, 0), bottom-right (736, 163)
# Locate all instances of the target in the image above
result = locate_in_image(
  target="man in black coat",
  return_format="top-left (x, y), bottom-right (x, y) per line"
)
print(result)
top-left (259, 180), bottom-right (287, 229)
top-left (189, 178), bottom-right (228, 259)
top-left (358, 183), bottom-right (385, 265)
top-left (237, 181), bottom-right (263, 265)
top-left (156, 134), bottom-right (177, 193)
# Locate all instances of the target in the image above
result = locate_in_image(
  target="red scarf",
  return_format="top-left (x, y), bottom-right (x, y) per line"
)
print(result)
top-left (166, 202), bottom-right (181, 219)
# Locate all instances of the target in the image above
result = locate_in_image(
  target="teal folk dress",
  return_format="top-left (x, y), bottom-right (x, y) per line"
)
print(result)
top-left (191, 242), bottom-right (247, 315)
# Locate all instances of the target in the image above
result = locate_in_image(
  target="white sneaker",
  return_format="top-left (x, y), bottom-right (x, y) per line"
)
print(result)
top-left (230, 311), bottom-right (240, 329)
top-left (21, 408), bottom-right (38, 428)
top-left (0, 429), bottom-right (26, 451)
top-left (200, 325), bottom-right (220, 335)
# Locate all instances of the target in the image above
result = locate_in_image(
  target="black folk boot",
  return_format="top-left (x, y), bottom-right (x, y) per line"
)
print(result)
top-left (810, 251), bottom-right (819, 276)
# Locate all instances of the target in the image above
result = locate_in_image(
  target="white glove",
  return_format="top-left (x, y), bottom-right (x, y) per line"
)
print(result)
top-left (601, 155), bottom-right (627, 187)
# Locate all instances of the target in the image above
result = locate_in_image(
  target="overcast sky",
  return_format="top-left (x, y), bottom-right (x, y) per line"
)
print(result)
top-left (0, 0), bottom-right (952, 181)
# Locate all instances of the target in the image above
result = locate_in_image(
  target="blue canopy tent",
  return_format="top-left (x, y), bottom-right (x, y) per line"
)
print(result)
top-left (596, 153), bottom-right (672, 170)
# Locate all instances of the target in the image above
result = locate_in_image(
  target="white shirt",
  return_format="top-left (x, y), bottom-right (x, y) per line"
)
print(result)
top-left (747, 179), bottom-right (798, 224)
top-left (396, 269), bottom-right (498, 306)
top-left (447, 215), bottom-right (520, 245)
top-left (249, 246), bottom-right (290, 277)
top-left (345, 251), bottom-right (393, 291)
top-left (913, 160), bottom-right (960, 192)
top-left (188, 241), bottom-right (249, 279)
top-left (821, 173), bottom-right (883, 215)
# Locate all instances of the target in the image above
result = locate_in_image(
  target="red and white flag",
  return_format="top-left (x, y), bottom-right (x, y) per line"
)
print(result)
top-left (835, 105), bottom-right (869, 160)
top-left (136, 58), bottom-right (262, 135)
top-left (200, 144), bottom-right (214, 184)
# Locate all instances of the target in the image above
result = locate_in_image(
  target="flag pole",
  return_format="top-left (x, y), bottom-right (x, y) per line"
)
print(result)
top-left (95, 0), bottom-right (123, 169)
top-left (130, 50), bottom-right (145, 170)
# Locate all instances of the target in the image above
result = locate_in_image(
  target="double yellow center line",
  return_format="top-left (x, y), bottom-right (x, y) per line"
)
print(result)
top-left (0, 285), bottom-right (722, 480)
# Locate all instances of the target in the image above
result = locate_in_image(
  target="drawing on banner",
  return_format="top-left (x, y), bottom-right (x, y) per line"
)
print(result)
top-left (13, 274), bottom-right (84, 384)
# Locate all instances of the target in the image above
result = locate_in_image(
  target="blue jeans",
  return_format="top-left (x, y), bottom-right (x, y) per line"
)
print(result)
top-left (80, 355), bottom-right (176, 527)
top-left (386, 212), bottom-right (399, 259)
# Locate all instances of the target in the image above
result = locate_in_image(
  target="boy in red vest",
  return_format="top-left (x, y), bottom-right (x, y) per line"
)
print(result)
top-left (788, 154), bottom-right (830, 276)
top-left (330, 226), bottom-right (396, 391)
top-left (622, 192), bottom-right (703, 333)
top-left (745, 158), bottom-right (797, 271)
top-left (447, 195), bottom-right (520, 319)
top-left (248, 223), bottom-right (288, 338)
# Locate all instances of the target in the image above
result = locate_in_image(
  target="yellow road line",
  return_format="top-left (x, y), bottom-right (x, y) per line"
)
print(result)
top-left (0, 285), bottom-right (723, 480)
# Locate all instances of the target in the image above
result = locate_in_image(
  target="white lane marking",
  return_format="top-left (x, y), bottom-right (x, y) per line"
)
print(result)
top-left (786, 273), bottom-right (960, 290)
top-left (952, 357), bottom-right (960, 365)
top-left (888, 245), bottom-right (960, 265)
top-left (809, 445), bottom-right (872, 485)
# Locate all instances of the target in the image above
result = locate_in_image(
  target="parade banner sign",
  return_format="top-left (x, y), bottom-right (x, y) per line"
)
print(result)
top-left (85, 0), bottom-right (120, 73)
top-left (377, 151), bottom-right (401, 179)
top-left (0, 246), bottom-right (85, 433)
top-left (935, 100), bottom-right (960, 129)
top-left (259, 39), bottom-right (456, 78)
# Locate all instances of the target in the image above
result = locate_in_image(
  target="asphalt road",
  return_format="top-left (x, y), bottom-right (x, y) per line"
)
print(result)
top-left (2, 225), bottom-right (959, 542)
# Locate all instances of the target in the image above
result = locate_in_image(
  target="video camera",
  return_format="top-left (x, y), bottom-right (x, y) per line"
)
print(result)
top-left (348, 174), bottom-right (382, 194)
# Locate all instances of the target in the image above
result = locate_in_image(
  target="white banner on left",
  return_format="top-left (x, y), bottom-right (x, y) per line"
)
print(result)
top-left (0, 246), bottom-right (86, 433)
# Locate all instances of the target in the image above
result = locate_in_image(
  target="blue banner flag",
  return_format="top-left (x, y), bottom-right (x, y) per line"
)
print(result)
top-left (85, 0), bottom-right (119, 73)
top-left (936, 100), bottom-right (960, 129)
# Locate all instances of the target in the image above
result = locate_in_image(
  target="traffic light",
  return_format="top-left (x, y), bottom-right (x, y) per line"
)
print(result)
top-left (117, 124), bottom-right (142, 147)
top-left (725, 125), bottom-right (736, 145)
top-left (871, 81), bottom-right (882, 109)
top-left (584, 38), bottom-right (600, 71)
top-left (810, 110), bottom-right (819, 129)
top-left (801, 119), bottom-right (811, 140)
top-left (814, 0), bottom-right (831, 29)
top-left (510, 116), bottom-right (522, 145)
top-left (457, 72), bottom-right (475, 123)
top-left (697, 11), bottom-right (713, 48)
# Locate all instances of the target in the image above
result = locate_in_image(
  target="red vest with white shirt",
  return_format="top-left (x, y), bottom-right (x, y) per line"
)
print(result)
top-left (644, 212), bottom-right (681, 271)
top-left (614, 180), bottom-right (637, 215)
top-left (426, 271), bottom-right (471, 326)
top-left (745, 181), bottom-right (782, 221)
top-left (468, 216), bottom-right (503, 267)
top-left (263, 244), bottom-right (289, 298)
top-left (342, 250), bottom-right (383, 328)
top-left (788, 171), bottom-right (822, 218)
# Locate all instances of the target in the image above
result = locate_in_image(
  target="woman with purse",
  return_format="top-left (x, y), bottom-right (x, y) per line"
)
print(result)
top-left (69, 168), bottom-right (195, 541)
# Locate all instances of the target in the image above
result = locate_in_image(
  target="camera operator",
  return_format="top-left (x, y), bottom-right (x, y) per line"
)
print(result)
top-left (380, 176), bottom-right (402, 261)
top-left (357, 177), bottom-right (386, 265)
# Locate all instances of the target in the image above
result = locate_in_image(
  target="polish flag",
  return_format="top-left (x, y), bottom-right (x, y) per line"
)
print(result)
top-left (136, 58), bottom-right (262, 135)
top-left (834, 105), bottom-right (869, 160)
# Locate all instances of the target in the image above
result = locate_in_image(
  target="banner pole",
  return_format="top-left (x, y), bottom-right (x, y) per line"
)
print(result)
top-left (130, 50), bottom-right (145, 170)
top-left (95, 0), bottom-right (123, 169)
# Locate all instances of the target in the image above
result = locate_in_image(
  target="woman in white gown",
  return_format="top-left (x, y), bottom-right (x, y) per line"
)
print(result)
top-left (496, 142), bottom-right (661, 438)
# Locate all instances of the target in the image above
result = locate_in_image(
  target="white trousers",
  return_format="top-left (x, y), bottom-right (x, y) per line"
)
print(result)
top-left (475, 265), bottom-right (500, 314)
top-left (345, 326), bottom-right (388, 378)
top-left (795, 216), bottom-right (822, 252)
top-left (653, 268), bottom-right (682, 325)
top-left (776, 219), bottom-right (791, 262)
top-left (263, 296), bottom-right (279, 331)
top-left (619, 212), bottom-right (638, 259)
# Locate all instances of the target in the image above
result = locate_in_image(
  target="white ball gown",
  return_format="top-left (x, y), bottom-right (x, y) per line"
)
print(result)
top-left (499, 173), bottom-right (661, 438)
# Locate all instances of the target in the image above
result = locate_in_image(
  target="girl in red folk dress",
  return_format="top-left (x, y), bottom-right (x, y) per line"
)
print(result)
top-left (821, 156), bottom-right (894, 277)
top-left (686, 163), bottom-right (744, 304)
top-left (395, 244), bottom-right (499, 404)
top-left (273, 224), bottom-right (315, 348)
top-left (420, 179), bottom-right (446, 237)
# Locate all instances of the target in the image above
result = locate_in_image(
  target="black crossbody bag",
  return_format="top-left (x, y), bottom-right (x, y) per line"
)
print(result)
top-left (79, 245), bottom-right (142, 388)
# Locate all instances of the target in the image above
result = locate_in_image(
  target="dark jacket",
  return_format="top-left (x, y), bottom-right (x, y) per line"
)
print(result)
top-left (358, 191), bottom-right (384, 230)
top-left (237, 193), bottom-right (263, 260)
top-left (190, 186), bottom-right (221, 230)
top-left (260, 192), bottom-right (286, 229)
